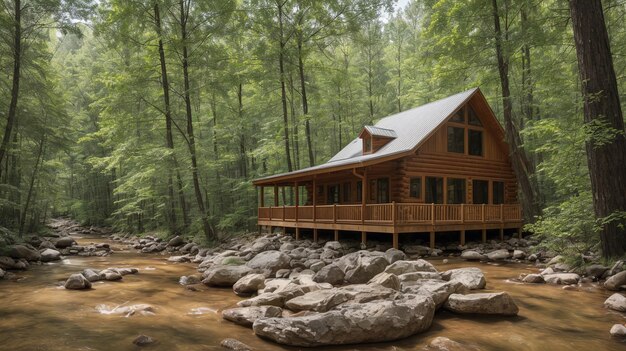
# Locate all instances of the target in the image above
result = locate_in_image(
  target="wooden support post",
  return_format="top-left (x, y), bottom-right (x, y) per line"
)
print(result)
top-left (431, 203), bottom-right (435, 225)
top-left (499, 227), bottom-right (504, 241)
top-left (429, 231), bottom-right (435, 249)
top-left (295, 227), bottom-right (301, 241)
top-left (313, 229), bottom-right (318, 242)
top-left (361, 231), bottom-right (367, 246)
top-left (283, 226), bottom-right (286, 236)
top-left (481, 203), bottom-right (485, 222)
top-left (392, 232), bottom-right (399, 249)
top-left (334, 230), bottom-right (339, 241)
top-left (260, 186), bottom-right (264, 207)
top-left (274, 186), bottom-right (279, 206)
top-left (460, 230), bottom-right (466, 246)
top-left (333, 204), bottom-right (337, 223)
top-left (268, 225), bottom-right (273, 235)
top-left (481, 228), bottom-right (487, 243)
top-left (518, 227), bottom-right (523, 239)
top-left (312, 178), bottom-right (317, 222)
top-left (294, 181), bottom-right (299, 223)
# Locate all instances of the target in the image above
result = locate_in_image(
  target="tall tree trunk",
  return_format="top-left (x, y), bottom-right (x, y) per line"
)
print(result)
top-left (0, 0), bottom-right (21, 179)
top-left (179, 0), bottom-right (214, 240)
top-left (492, 0), bottom-right (541, 222)
top-left (569, 0), bottom-right (626, 258)
top-left (237, 83), bottom-right (247, 177)
top-left (277, 0), bottom-right (293, 172)
top-left (20, 135), bottom-right (45, 236)
top-left (154, 1), bottom-right (177, 233)
top-left (288, 71), bottom-right (300, 170)
top-left (297, 38), bottom-right (314, 167)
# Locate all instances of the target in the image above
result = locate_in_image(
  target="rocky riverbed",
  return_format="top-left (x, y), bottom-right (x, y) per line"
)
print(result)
top-left (0, 220), bottom-right (625, 350)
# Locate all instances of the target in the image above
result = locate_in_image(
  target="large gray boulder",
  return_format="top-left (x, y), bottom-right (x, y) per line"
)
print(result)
top-left (441, 267), bottom-right (486, 290)
top-left (444, 292), bottom-right (518, 316)
top-left (367, 272), bottom-right (401, 290)
top-left (64, 273), bottom-right (92, 290)
top-left (0, 268), bottom-right (5, 279)
top-left (461, 250), bottom-right (485, 261)
top-left (0, 256), bottom-right (17, 270)
top-left (312, 264), bottom-right (345, 285)
top-left (220, 338), bottom-right (253, 351)
top-left (54, 236), bottom-right (76, 248)
top-left (246, 250), bottom-right (291, 276)
top-left (605, 271), bottom-right (626, 291)
top-left (167, 235), bottom-right (184, 247)
top-left (543, 273), bottom-right (580, 285)
top-left (253, 295), bottom-right (435, 347)
top-left (384, 248), bottom-right (407, 264)
top-left (202, 265), bottom-right (253, 287)
top-left (8, 245), bottom-right (40, 261)
top-left (403, 279), bottom-right (466, 309)
top-left (604, 293), bottom-right (626, 312)
top-left (384, 260), bottom-right (437, 275)
top-left (81, 268), bottom-right (101, 282)
top-left (610, 324), bottom-right (626, 337)
top-left (222, 306), bottom-right (282, 327)
top-left (40, 248), bottom-right (61, 262)
top-left (233, 273), bottom-right (266, 296)
top-left (344, 256), bottom-right (389, 284)
top-left (285, 288), bottom-right (351, 312)
top-left (486, 249), bottom-right (510, 261)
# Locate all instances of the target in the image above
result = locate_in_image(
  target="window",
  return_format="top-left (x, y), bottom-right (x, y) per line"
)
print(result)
top-left (447, 127), bottom-right (465, 153)
top-left (369, 180), bottom-right (376, 201)
top-left (449, 108), bottom-right (465, 123)
top-left (364, 138), bottom-right (372, 153)
top-left (468, 129), bottom-right (483, 156)
top-left (356, 181), bottom-right (362, 202)
top-left (425, 177), bottom-right (444, 204)
top-left (447, 178), bottom-right (466, 204)
top-left (342, 182), bottom-right (351, 203)
top-left (472, 180), bottom-right (489, 204)
top-left (468, 106), bottom-right (482, 126)
top-left (377, 178), bottom-right (389, 203)
top-left (493, 181), bottom-right (505, 204)
top-left (328, 184), bottom-right (340, 204)
top-left (409, 177), bottom-right (422, 198)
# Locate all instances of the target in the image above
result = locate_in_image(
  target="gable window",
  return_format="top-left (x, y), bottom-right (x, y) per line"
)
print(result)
top-left (468, 129), bottom-right (483, 156)
top-left (447, 178), bottom-right (466, 204)
top-left (364, 137), bottom-right (372, 153)
top-left (447, 127), bottom-right (465, 153)
top-left (449, 109), bottom-right (465, 123)
top-left (472, 180), bottom-right (489, 204)
top-left (468, 106), bottom-right (482, 126)
top-left (342, 182), bottom-right (351, 203)
top-left (409, 177), bottom-right (422, 198)
top-left (493, 181), bottom-right (505, 204)
top-left (425, 177), bottom-right (443, 204)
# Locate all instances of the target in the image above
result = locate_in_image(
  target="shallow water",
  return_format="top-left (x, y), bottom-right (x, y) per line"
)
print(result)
top-left (0, 235), bottom-right (624, 351)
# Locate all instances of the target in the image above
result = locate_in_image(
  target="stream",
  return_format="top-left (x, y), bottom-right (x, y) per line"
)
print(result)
top-left (0, 233), bottom-right (624, 351)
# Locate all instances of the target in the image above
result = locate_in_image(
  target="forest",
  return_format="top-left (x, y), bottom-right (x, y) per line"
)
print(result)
top-left (1, 0), bottom-right (626, 262)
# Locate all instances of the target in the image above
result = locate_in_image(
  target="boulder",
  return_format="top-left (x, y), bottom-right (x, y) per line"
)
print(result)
top-left (543, 273), bottom-right (580, 285)
top-left (285, 288), bottom-right (350, 312)
top-left (403, 245), bottom-right (431, 256)
top-left (441, 267), bottom-right (486, 290)
top-left (82, 269), bottom-right (102, 282)
top-left (167, 235), bottom-right (184, 247)
top-left (220, 338), bottom-right (253, 351)
top-left (64, 273), bottom-right (92, 290)
top-left (421, 337), bottom-right (482, 351)
top-left (604, 293), bottom-right (626, 312)
top-left (0, 268), bottom-right (4, 279)
top-left (246, 250), bottom-right (291, 276)
top-left (610, 324), bottom-right (626, 337)
top-left (486, 249), bottom-right (510, 261)
top-left (222, 306), bottom-right (282, 327)
top-left (40, 248), bottom-right (61, 262)
top-left (339, 284), bottom-right (398, 303)
top-left (233, 273), bottom-right (266, 296)
top-left (522, 274), bottom-right (545, 284)
top-left (237, 293), bottom-right (286, 308)
top-left (399, 272), bottom-right (441, 282)
top-left (585, 264), bottom-right (608, 279)
top-left (97, 304), bottom-right (155, 316)
top-left (8, 245), bottom-right (40, 261)
top-left (384, 248), bottom-right (407, 264)
top-left (444, 292), bottom-right (518, 316)
top-left (384, 260), bottom-right (437, 275)
top-left (344, 255), bottom-right (389, 284)
top-left (132, 335), bottom-right (155, 347)
top-left (512, 250), bottom-right (526, 259)
top-left (312, 264), bottom-right (344, 285)
top-left (460, 251), bottom-right (485, 261)
top-left (0, 256), bottom-right (17, 269)
top-left (54, 236), bottom-right (76, 248)
top-left (179, 274), bottom-right (202, 286)
top-left (252, 295), bottom-right (435, 347)
top-left (367, 272), bottom-right (401, 290)
top-left (324, 241), bottom-right (343, 251)
top-left (605, 271), bottom-right (626, 291)
top-left (202, 265), bottom-right (253, 287)
top-left (403, 280), bottom-right (465, 308)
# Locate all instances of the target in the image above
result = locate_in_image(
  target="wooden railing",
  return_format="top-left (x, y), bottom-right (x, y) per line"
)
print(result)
top-left (258, 203), bottom-right (522, 225)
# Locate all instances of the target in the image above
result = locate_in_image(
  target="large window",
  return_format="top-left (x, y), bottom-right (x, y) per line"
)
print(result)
top-left (447, 178), bottom-right (466, 204)
top-left (447, 127), bottom-right (465, 153)
top-left (468, 129), bottom-right (483, 156)
top-left (493, 181), bottom-right (505, 204)
top-left (377, 178), bottom-right (389, 203)
top-left (472, 180), bottom-right (489, 204)
top-left (468, 106), bottom-right (482, 126)
top-left (450, 109), bottom-right (465, 123)
top-left (409, 177), bottom-right (422, 198)
top-left (425, 177), bottom-right (444, 204)
top-left (328, 184), bottom-right (340, 204)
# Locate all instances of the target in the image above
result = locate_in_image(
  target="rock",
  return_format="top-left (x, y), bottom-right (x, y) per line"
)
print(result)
top-left (202, 265), bottom-right (253, 287)
top-left (403, 280), bottom-right (465, 308)
top-left (252, 295), bottom-right (435, 346)
top-left (233, 273), bottom-right (266, 296)
top-left (8, 245), bottom-right (41, 261)
top-left (167, 235), bottom-right (184, 247)
top-left (486, 249), bottom-right (510, 261)
top-left (384, 248), bottom-right (407, 263)
top-left (384, 260), bottom-right (437, 275)
top-left (553, 263), bottom-right (572, 272)
top-left (421, 336), bottom-right (482, 351)
top-left (237, 293), bottom-right (286, 308)
top-left (403, 245), bottom-right (431, 256)
top-left (605, 271), bottom-right (626, 291)
top-left (275, 269), bottom-right (290, 278)
top-left (40, 248), bottom-right (61, 262)
top-left (444, 292), bottom-right (518, 316)
top-left (0, 268), bottom-right (4, 279)
top-left (220, 338), bottom-right (253, 351)
top-left (604, 293), bottom-right (626, 312)
top-left (100, 269), bottom-right (123, 281)
top-left (442, 267), bottom-right (486, 290)
top-left (585, 264), bottom-right (608, 279)
top-left (97, 304), bottom-right (155, 316)
top-left (344, 255), bottom-right (389, 284)
top-left (543, 273), bottom-right (580, 285)
top-left (64, 273), bottom-right (92, 290)
top-left (285, 288), bottom-right (350, 312)
top-left (339, 284), bottom-right (398, 303)
top-left (312, 264), bottom-right (344, 285)
top-left (512, 250), bottom-right (526, 259)
top-left (399, 271), bottom-right (441, 282)
top-left (54, 237), bottom-right (76, 248)
top-left (0, 256), bottom-right (17, 269)
top-left (309, 261), bottom-right (325, 272)
top-left (82, 269), bottom-right (102, 282)
top-left (39, 240), bottom-right (56, 250)
top-left (367, 272), bottom-right (401, 290)
top-left (179, 274), bottom-right (202, 285)
top-left (522, 274), bottom-right (545, 284)
top-left (324, 241), bottom-right (343, 251)
top-left (222, 306), bottom-right (282, 327)
top-left (133, 335), bottom-right (155, 347)
top-left (246, 250), bottom-right (291, 276)
top-left (610, 324), bottom-right (626, 337)
top-left (460, 250), bottom-right (484, 261)
top-left (546, 255), bottom-right (563, 266)
top-left (167, 255), bottom-right (189, 263)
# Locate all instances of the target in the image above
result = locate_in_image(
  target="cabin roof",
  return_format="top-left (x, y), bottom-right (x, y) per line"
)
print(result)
top-left (254, 87), bottom-right (487, 185)
top-left (360, 125), bottom-right (398, 139)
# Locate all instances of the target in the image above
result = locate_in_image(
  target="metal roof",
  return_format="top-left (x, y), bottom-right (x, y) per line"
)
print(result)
top-left (362, 125), bottom-right (398, 138)
top-left (254, 88), bottom-right (479, 184)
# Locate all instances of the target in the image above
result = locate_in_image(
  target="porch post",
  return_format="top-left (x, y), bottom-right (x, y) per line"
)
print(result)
top-left (314, 229), bottom-right (319, 242)
top-left (392, 232), bottom-right (399, 250)
top-left (481, 228), bottom-right (487, 243)
top-left (429, 231), bottom-right (435, 249)
top-left (274, 185), bottom-right (279, 206)
top-left (460, 230), bottom-right (466, 246)
top-left (312, 177), bottom-right (317, 222)
top-left (361, 170), bottom-right (367, 225)
top-left (499, 227), bottom-right (504, 241)
top-left (260, 186), bottom-right (264, 207)
top-left (334, 230), bottom-right (339, 241)
top-left (294, 181), bottom-right (299, 222)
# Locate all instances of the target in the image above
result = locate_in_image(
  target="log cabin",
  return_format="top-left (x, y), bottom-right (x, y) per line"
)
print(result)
top-left (253, 88), bottom-right (522, 249)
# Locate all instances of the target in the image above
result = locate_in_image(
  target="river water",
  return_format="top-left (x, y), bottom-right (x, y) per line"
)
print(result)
top-left (0, 234), bottom-right (624, 351)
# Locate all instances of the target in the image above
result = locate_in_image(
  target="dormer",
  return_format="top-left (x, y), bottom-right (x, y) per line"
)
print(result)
top-left (358, 126), bottom-right (397, 154)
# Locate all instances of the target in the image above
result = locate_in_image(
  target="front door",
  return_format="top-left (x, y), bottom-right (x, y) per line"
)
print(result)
top-left (425, 176), bottom-right (444, 204)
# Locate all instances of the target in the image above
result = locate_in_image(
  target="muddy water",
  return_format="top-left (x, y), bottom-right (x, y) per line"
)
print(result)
top-left (0, 235), bottom-right (624, 351)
